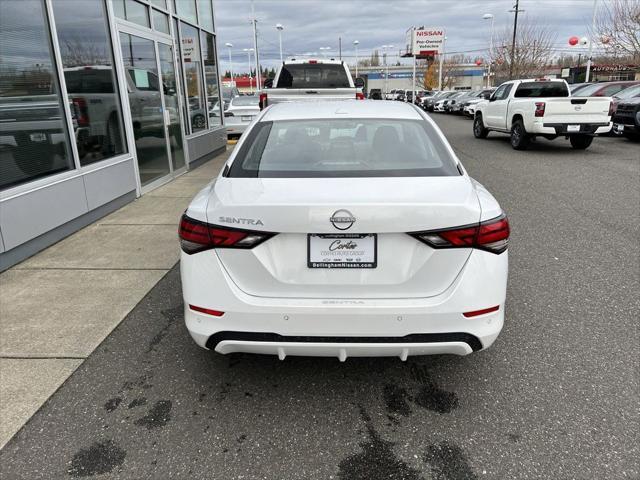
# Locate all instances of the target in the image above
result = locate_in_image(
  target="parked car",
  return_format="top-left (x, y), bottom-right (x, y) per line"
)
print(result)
top-left (224, 95), bottom-right (260, 137)
top-left (259, 59), bottom-right (364, 108)
top-left (423, 90), bottom-right (448, 111)
top-left (369, 88), bottom-right (383, 100)
top-left (571, 80), bottom-right (639, 98)
top-left (569, 83), bottom-right (593, 95)
top-left (449, 91), bottom-right (483, 114)
top-left (463, 89), bottom-right (495, 117)
top-left (474, 78), bottom-right (612, 150)
top-left (611, 87), bottom-right (640, 140)
top-left (179, 100), bottom-right (509, 360)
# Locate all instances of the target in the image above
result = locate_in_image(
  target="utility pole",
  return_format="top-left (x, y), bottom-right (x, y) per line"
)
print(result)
top-left (508, 0), bottom-right (523, 79)
top-left (585, 0), bottom-right (597, 82)
top-left (251, 1), bottom-right (261, 91)
top-left (339, 37), bottom-right (342, 60)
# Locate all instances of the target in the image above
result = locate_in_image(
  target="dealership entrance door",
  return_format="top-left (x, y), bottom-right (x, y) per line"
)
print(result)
top-left (118, 28), bottom-right (186, 192)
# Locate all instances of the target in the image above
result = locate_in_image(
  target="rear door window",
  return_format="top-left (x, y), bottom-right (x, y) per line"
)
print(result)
top-left (514, 81), bottom-right (569, 97)
top-left (276, 64), bottom-right (350, 88)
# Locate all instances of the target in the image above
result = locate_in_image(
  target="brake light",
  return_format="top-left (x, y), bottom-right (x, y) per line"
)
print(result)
top-left (463, 305), bottom-right (499, 318)
top-left (259, 92), bottom-right (268, 110)
top-left (189, 305), bottom-right (225, 317)
top-left (409, 213), bottom-right (510, 254)
top-left (72, 97), bottom-right (90, 127)
top-left (608, 101), bottom-right (615, 117)
top-left (534, 102), bottom-right (545, 117)
top-left (178, 214), bottom-right (276, 254)
top-left (308, 60), bottom-right (318, 64)
top-left (356, 91), bottom-right (365, 100)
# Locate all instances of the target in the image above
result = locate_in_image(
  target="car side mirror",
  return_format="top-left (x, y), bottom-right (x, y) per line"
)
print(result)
top-left (354, 77), bottom-right (365, 89)
top-left (264, 78), bottom-right (273, 89)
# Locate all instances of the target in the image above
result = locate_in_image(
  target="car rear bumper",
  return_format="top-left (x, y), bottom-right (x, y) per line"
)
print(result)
top-left (180, 248), bottom-right (508, 359)
top-left (536, 121), bottom-right (612, 135)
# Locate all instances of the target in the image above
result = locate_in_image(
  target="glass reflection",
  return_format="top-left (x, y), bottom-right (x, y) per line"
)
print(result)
top-left (119, 33), bottom-right (170, 186)
top-left (158, 44), bottom-right (185, 171)
top-left (180, 22), bottom-right (206, 132)
top-left (53, 0), bottom-right (127, 166)
top-left (0, 0), bottom-right (73, 190)
top-left (201, 31), bottom-right (221, 127)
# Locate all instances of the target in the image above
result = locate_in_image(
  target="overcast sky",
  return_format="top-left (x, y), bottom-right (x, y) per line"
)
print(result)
top-left (214, 0), bottom-right (604, 74)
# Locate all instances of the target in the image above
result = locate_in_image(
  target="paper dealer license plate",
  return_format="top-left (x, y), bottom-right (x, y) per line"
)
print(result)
top-left (307, 234), bottom-right (377, 268)
top-left (567, 125), bottom-right (580, 132)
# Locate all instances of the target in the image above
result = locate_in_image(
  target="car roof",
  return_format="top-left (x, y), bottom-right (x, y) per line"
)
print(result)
top-left (261, 100), bottom-right (424, 121)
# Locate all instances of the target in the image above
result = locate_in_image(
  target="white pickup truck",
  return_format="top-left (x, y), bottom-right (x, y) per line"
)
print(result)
top-left (473, 78), bottom-right (612, 150)
top-left (259, 59), bottom-right (364, 109)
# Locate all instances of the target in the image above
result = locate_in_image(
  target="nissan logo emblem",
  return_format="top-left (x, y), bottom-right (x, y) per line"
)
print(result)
top-left (330, 209), bottom-right (355, 230)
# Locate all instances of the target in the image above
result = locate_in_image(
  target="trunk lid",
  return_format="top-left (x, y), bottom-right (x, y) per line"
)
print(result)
top-left (208, 177), bottom-right (480, 299)
top-left (541, 96), bottom-right (611, 123)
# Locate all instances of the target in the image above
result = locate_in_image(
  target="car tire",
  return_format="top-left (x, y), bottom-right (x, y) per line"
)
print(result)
top-left (473, 115), bottom-right (489, 139)
top-left (510, 120), bottom-right (530, 150)
top-left (569, 135), bottom-right (593, 150)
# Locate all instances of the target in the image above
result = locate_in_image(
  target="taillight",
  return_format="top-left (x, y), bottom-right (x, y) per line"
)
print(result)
top-left (356, 91), bottom-right (364, 100)
top-left (534, 102), bottom-right (545, 117)
top-left (259, 92), bottom-right (268, 110)
top-left (409, 213), bottom-right (510, 254)
top-left (189, 305), bottom-right (224, 317)
top-left (608, 101), bottom-right (615, 117)
top-left (178, 214), bottom-right (276, 254)
top-left (72, 97), bottom-right (90, 126)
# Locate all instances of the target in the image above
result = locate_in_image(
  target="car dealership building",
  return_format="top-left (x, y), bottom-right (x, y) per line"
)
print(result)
top-left (0, 0), bottom-right (226, 270)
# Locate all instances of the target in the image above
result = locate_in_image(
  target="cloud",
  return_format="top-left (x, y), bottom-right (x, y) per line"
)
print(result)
top-left (214, 0), bottom-right (599, 73)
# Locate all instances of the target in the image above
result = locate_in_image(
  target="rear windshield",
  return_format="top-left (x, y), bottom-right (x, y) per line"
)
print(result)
top-left (231, 96), bottom-right (259, 106)
top-left (275, 64), bottom-right (350, 89)
top-left (514, 81), bottom-right (569, 98)
top-left (228, 118), bottom-right (460, 178)
top-left (64, 69), bottom-right (115, 94)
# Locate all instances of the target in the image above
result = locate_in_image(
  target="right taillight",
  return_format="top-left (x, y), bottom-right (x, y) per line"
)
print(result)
top-left (178, 214), bottom-right (276, 254)
top-left (534, 101), bottom-right (545, 117)
top-left (608, 101), bottom-right (615, 117)
top-left (409, 213), bottom-right (510, 254)
top-left (259, 92), bottom-right (268, 110)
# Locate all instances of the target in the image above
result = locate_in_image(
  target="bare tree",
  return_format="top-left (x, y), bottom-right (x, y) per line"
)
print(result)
top-left (490, 20), bottom-right (557, 82)
top-left (594, 0), bottom-right (640, 62)
top-left (61, 38), bottom-right (108, 67)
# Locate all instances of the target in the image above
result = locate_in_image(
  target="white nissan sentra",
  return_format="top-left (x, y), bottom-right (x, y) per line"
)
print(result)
top-left (179, 101), bottom-right (509, 361)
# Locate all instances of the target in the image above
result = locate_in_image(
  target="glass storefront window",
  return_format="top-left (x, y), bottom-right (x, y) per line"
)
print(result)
top-left (201, 31), bottom-right (221, 127)
top-left (150, 0), bottom-right (168, 9)
top-left (180, 22), bottom-right (206, 132)
top-left (52, 0), bottom-right (127, 166)
top-left (197, 0), bottom-right (214, 31)
top-left (152, 9), bottom-right (170, 35)
top-left (113, 0), bottom-right (150, 28)
top-left (175, 0), bottom-right (197, 25)
top-left (0, 0), bottom-right (74, 190)
top-left (172, 17), bottom-right (190, 133)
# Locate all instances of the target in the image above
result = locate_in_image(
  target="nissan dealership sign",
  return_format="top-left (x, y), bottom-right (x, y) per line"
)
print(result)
top-left (406, 27), bottom-right (445, 57)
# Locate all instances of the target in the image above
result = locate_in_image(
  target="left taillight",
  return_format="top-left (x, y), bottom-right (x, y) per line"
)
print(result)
top-left (178, 214), bottom-right (276, 254)
top-left (409, 213), bottom-right (510, 254)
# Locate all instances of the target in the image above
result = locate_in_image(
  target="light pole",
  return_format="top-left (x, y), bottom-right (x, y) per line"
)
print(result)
top-left (225, 42), bottom-right (234, 86)
top-left (276, 24), bottom-right (284, 63)
top-left (353, 40), bottom-right (359, 77)
top-left (438, 36), bottom-right (447, 91)
top-left (243, 48), bottom-right (254, 93)
top-left (482, 14), bottom-right (494, 87)
top-left (381, 45), bottom-right (394, 96)
top-left (585, 0), bottom-right (598, 82)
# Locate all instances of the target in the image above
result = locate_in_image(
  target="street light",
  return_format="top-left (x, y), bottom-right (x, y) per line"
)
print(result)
top-left (276, 24), bottom-right (284, 63)
top-left (243, 48), bottom-right (255, 93)
top-left (438, 37), bottom-right (447, 91)
top-left (353, 40), bottom-right (359, 77)
top-left (483, 14), bottom-right (495, 87)
top-left (224, 42), bottom-right (234, 86)
top-left (381, 45), bottom-right (394, 96)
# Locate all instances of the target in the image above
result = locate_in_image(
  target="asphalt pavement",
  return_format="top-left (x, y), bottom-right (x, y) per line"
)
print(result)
top-left (1, 114), bottom-right (638, 480)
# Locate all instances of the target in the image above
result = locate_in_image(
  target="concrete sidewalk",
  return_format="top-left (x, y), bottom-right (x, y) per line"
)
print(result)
top-left (0, 149), bottom-right (230, 448)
